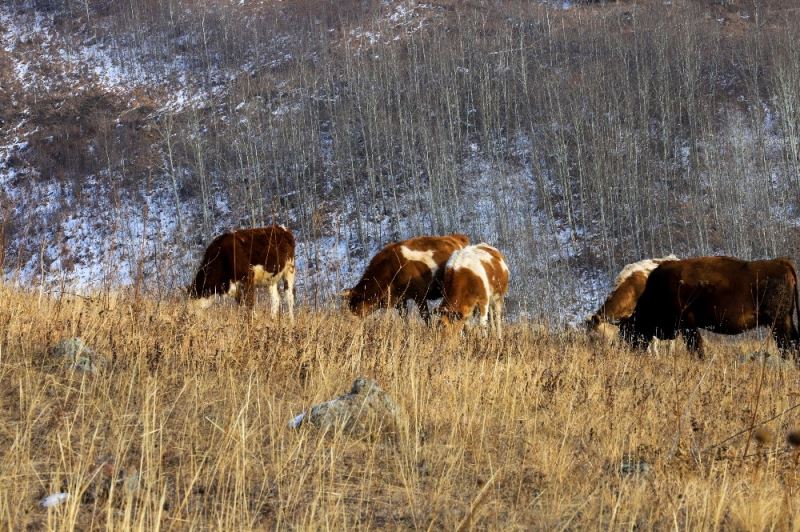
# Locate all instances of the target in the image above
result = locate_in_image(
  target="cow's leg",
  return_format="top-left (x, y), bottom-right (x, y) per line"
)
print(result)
top-left (283, 260), bottom-right (296, 323)
top-left (415, 298), bottom-right (432, 324)
top-left (633, 335), bottom-right (651, 353)
top-left (479, 303), bottom-right (490, 337)
top-left (492, 297), bottom-right (504, 339)
top-left (269, 282), bottom-right (281, 319)
top-left (395, 299), bottom-right (409, 318)
top-left (682, 328), bottom-right (704, 359)
top-left (771, 315), bottom-right (796, 360)
top-left (648, 338), bottom-right (676, 356)
top-left (619, 320), bottom-right (651, 352)
top-left (646, 339), bottom-right (659, 356)
top-left (240, 272), bottom-right (256, 308)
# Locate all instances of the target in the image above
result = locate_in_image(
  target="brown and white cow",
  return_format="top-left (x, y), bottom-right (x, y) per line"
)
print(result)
top-left (619, 256), bottom-right (800, 359)
top-left (435, 243), bottom-right (509, 338)
top-left (587, 255), bottom-right (678, 330)
top-left (343, 234), bottom-right (469, 323)
top-left (586, 255), bottom-right (678, 348)
top-left (188, 225), bottom-right (296, 321)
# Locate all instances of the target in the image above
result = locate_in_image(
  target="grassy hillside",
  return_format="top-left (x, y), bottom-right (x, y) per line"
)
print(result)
top-left (3, 286), bottom-right (800, 528)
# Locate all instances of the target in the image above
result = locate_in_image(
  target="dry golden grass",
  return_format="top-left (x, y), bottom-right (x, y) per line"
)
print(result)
top-left (3, 284), bottom-right (800, 529)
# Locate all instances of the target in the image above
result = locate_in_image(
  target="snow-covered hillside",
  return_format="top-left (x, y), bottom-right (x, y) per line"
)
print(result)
top-left (3, 0), bottom-right (799, 325)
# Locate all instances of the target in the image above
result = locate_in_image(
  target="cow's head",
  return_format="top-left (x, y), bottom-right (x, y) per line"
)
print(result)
top-left (187, 267), bottom-right (210, 299)
top-left (186, 282), bottom-right (201, 299)
top-left (186, 268), bottom-right (236, 309)
top-left (433, 306), bottom-right (465, 333)
top-left (584, 313), bottom-right (602, 331)
top-left (186, 278), bottom-right (217, 309)
top-left (585, 313), bottom-right (626, 347)
top-left (341, 280), bottom-right (389, 317)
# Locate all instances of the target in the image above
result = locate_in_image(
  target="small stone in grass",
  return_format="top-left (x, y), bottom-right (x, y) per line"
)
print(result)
top-left (288, 377), bottom-right (404, 439)
top-left (619, 456), bottom-right (651, 476)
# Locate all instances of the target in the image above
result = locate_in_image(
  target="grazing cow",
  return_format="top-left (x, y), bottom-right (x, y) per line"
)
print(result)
top-left (188, 225), bottom-right (296, 321)
top-left (586, 255), bottom-right (678, 354)
top-left (435, 243), bottom-right (509, 338)
top-left (343, 234), bottom-right (469, 322)
top-left (619, 256), bottom-right (800, 359)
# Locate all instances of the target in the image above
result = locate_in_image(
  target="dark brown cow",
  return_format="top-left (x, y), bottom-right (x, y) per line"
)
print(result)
top-left (619, 256), bottom-right (800, 359)
top-left (188, 225), bottom-right (296, 321)
top-left (343, 234), bottom-right (469, 322)
top-left (435, 243), bottom-right (509, 338)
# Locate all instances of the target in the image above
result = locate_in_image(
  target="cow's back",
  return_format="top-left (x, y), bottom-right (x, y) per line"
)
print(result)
top-left (632, 256), bottom-right (798, 336)
top-left (356, 233), bottom-right (467, 296)
top-left (443, 243), bottom-right (508, 302)
top-left (347, 233), bottom-right (469, 314)
top-left (234, 226), bottom-right (295, 275)
top-left (398, 234), bottom-right (470, 297)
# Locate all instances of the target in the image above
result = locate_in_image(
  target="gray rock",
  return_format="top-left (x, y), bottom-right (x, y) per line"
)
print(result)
top-left (48, 337), bottom-right (108, 374)
top-left (39, 492), bottom-right (69, 508)
top-left (289, 377), bottom-right (403, 438)
top-left (619, 456), bottom-right (651, 476)
top-left (288, 412), bottom-right (306, 429)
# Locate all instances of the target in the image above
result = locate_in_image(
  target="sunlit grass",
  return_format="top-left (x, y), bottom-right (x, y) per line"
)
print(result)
top-left (1, 284), bottom-right (800, 529)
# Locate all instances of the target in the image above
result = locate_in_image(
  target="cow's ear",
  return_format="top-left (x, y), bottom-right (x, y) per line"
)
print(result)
top-left (339, 289), bottom-right (352, 300)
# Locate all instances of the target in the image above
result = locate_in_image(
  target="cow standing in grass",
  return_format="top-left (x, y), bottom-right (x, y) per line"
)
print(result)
top-left (586, 255), bottom-right (679, 331)
top-left (188, 225), bottom-right (296, 322)
top-left (619, 256), bottom-right (800, 360)
top-left (343, 234), bottom-right (469, 323)
top-left (435, 243), bottom-right (509, 338)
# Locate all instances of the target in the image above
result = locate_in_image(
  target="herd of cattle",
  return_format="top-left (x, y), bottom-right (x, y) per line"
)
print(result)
top-left (187, 225), bottom-right (800, 359)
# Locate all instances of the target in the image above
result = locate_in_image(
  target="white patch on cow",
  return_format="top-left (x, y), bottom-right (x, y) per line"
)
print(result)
top-left (612, 254), bottom-right (678, 290)
top-left (194, 290), bottom-right (236, 309)
top-left (444, 243), bottom-right (507, 338)
top-left (279, 224), bottom-right (288, 231)
top-left (251, 265), bottom-right (280, 287)
top-left (251, 259), bottom-right (296, 321)
top-left (399, 246), bottom-right (438, 273)
top-left (447, 245), bottom-right (494, 299)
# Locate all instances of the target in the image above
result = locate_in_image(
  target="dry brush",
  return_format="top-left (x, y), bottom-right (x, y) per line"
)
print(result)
top-left (2, 285), bottom-right (800, 528)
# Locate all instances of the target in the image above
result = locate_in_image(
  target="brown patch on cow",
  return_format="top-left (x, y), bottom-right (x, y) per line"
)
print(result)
top-left (345, 234), bottom-right (469, 323)
top-left (438, 268), bottom-right (486, 322)
top-left (620, 256), bottom-right (800, 359)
